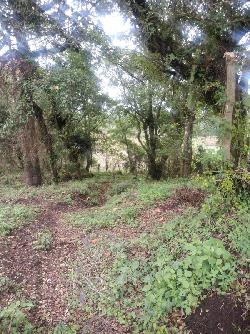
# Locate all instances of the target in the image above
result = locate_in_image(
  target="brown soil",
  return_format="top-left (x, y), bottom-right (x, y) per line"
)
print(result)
top-left (185, 294), bottom-right (250, 334)
top-left (0, 200), bottom-right (83, 327)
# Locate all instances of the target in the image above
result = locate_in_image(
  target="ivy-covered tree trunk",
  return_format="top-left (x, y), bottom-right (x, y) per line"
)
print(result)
top-left (180, 111), bottom-right (194, 177)
top-left (21, 117), bottom-right (42, 186)
top-left (231, 66), bottom-right (249, 168)
top-left (33, 101), bottom-right (59, 182)
top-left (68, 150), bottom-right (81, 178)
top-left (143, 94), bottom-right (163, 180)
top-left (223, 52), bottom-right (236, 162)
top-left (85, 149), bottom-right (92, 173)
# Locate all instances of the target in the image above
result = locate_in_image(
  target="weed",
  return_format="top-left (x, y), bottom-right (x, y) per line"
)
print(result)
top-left (0, 300), bottom-right (34, 334)
top-left (51, 323), bottom-right (80, 334)
top-left (33, 229), bottom-right (53, 250)
top-left (0, 204), bottom-right (39, 236)
top-left (0, 276), bottom-right (16, 293)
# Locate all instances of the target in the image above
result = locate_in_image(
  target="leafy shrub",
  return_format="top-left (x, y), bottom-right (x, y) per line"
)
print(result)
top-left (142, 238), bottom-right (236, 329)
top-left (0, 301), bottom-right (34, 334)
top-left (0, 204), bottom-right (38, 236)
top-left (193, 148), bottom-right (224, 173)
top-left (228, 212), bottom-right (250, 260)
top-left (101, 238), bottom-right (236, 332)
top-left (33, 229), bottom-right (53, 250)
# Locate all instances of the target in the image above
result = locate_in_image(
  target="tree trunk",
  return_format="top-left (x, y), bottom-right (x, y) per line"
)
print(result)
top-left (21, 117), bottom-right (42, 186)
top-left (33, 101), bottom-right (59, 182)
top-left (147, 152), bottom-right (164, 180)
top-left (180, 112), bottom-right (194, 177)
top-left (85, 149), bottom-right (92, 173)
top-left (223, 52), bottom-right (236, 162)
top-left (231, 65), bottom-right (249, 168)
top-left (69, 150), bottom-right (81, 178)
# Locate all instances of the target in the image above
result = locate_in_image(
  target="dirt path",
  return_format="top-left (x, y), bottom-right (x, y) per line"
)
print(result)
top-left (0, 199), bottom-right (84, 326)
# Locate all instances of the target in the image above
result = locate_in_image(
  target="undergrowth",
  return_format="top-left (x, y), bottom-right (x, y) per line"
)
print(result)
top-left (0, 204), bottom-right (39, 235)
top-left (33, 229), bottom-right (53, 251)
top-left (68, 172), bottom-right (249, 332)
top-left (64, 177), bottom-right (185, 231)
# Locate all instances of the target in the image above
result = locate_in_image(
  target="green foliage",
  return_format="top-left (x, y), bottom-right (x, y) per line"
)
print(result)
top-left (108, 180), bottom-right (134, 196)
top-left (66, 203), bottom-right (140, 231)
top-left (70, 176), bottom-right (247, 332)
top-left (51, 323), bottom-right (80, 334)
top-left (100, 237), bottom-right (236, 332)
top-left (0, 178), bottom-right (101, 205)
top-left (0, 276), bottom-right (16, 294)
top-left (33, 229), bottom-right (53, 251)
top-left (228, 213), bottom-right (250, 260)
top-left (193, 148), bottom-right (224, 173)
top-left (0, 204), bottom-right (38, 236)
top-left (65, 177), bottom-right (185, 231)
top-left (142, 239), bottom-right (235, 328)
top-left (137, 180), bottom-right (179, 204)
top-left (202, 170), bottom-right (250, 218)
top-left (0, 301), bottom-right (34, 334)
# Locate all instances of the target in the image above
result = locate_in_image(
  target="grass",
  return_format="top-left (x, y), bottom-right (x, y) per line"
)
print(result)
top-left (0, 203), bottom-right (39, 236)
top-left (64, 177), bottom-right (187, 231)
top-left (67, 204), bottom-right (141, 231)
top-left (0, 175), bottom-right (106, 204)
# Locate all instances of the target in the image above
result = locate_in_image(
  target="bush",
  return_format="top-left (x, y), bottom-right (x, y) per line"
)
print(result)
top-left (142, 238), bottom-right (236, 329)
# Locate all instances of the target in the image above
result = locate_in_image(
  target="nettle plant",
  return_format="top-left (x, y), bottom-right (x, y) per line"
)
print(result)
top-left (0, 301), bottom-right (34, 334)
top-left (103, 238), bottom-right (236, 332)
top-left (142, 238), bottom-right (236, 330)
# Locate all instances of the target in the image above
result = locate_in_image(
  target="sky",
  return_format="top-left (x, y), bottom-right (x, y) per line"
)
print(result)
top-left (96, 12), bottom-right (135, 99)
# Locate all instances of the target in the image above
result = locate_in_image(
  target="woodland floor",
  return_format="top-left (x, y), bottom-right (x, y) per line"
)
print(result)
top-left (0, 175), bottom-right (249, 333)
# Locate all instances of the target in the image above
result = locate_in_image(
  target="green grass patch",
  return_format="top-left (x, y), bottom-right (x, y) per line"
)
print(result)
top-left (64, 177), bottom-right (185, 231)
top-left (137, 179), bottom-right (182, 204)
top-left (33, 229), bottom-right (53, 251)
top-left (0, 178), bottom-right (102, 204)
top-left (0, 204), bottom-right (39, 236)
top-left (66, 203), bottom-right (141, 231)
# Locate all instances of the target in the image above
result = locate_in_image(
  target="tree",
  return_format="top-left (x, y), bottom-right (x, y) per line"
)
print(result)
top-left (44, 51), bottom-right (107, 177)
top-left (120, 0), bottom-right (249, 168)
